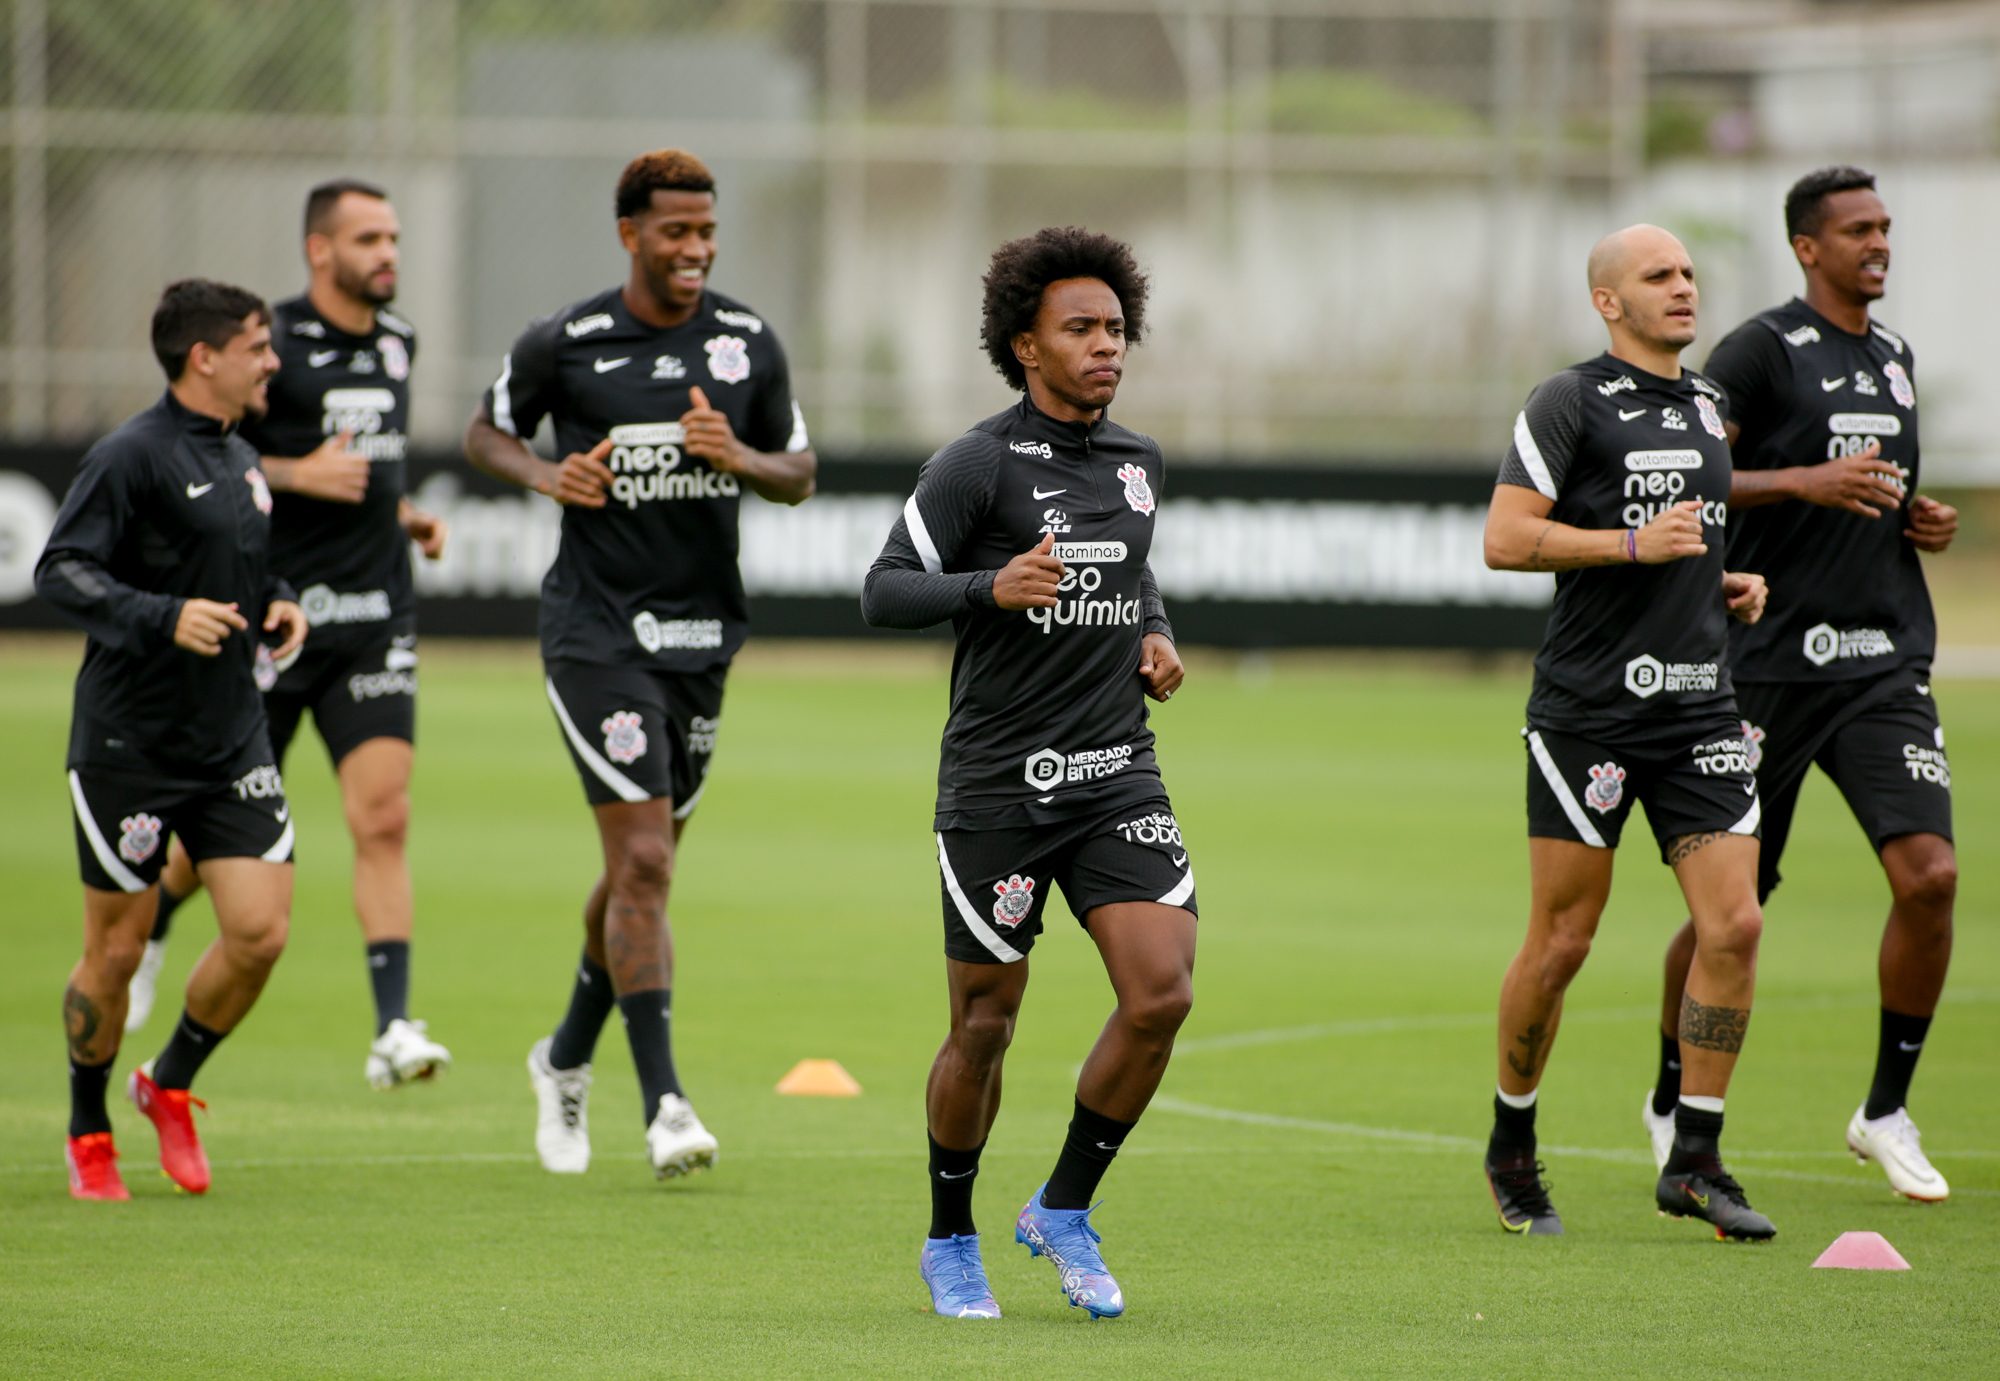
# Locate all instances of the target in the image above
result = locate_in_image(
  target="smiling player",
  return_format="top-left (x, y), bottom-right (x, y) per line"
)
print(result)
top-left (865, 227), bottom-right (1190, 1320)
top-left (1644, 167), bottom-right (1960, 1203)
top-left (464, 149), bottom-right (814, 1183)
top-left (1483, 225), bottom-right (1776, 1242)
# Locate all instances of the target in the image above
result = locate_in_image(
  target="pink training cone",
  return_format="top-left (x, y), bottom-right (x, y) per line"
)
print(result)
top-left (1811, 1231), bottom-right (1911, 1270)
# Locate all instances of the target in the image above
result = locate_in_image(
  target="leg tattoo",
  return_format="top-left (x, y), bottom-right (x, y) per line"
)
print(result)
top-left (1679, 992), bottom-right (1750, 1053)
top-left (64, 985), bottom-right (103, 1061)
top-left (1505, 1021), bottom-right (1550, 1080)
top-left (1666, 831), bottom-right (1728, 865)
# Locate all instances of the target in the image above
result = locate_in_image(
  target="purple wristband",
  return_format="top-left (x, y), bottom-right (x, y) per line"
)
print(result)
top-left (1625, 528), bottom-right (1638, 563)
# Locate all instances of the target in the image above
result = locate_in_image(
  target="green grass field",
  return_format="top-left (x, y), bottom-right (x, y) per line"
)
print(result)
top-left (2, 637), bottom-right (1995, 1379)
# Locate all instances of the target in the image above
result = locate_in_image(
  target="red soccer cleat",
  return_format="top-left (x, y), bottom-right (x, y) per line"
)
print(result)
top-left (127, 1064), bottom-right (210, 1194)
top-left (66, 1132), bottom-right (131, 1201)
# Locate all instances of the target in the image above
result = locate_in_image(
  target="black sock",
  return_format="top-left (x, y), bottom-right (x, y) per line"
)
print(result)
top-left (617, 989), bottom-right (682, 1125)
top-left (1488, 1092), bottom-right (1537, 1161)
top-left (1864, 1008), bottom-right (1933, 1120)
top-left (548, 952), bottom-right (616, 1070)
top-left (150, 884), bottom-right (183, 942)
top-left (365, 940), bottom-right (410, 1036)
top-left (1666, 1102), bottom-right (1724, 1173)
top-left (69, 1056), bottom-right (114, 1137)
top-left (1042, 1098), bottom-right (1137, 1210)
top-left (151, 1011), bottom-right (227, 1091)
top-left (927, 1132), bottom-right (984, 1238)
top-left (1652, 1030), bottom-right (1682, 1116)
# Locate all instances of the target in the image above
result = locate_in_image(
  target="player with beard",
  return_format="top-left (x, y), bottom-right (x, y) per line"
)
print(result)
top-left (132, 180), bottom-right (453, 1093)
top-left (464, 150), bottom-right (815, 1182)
top-left (1483, 226), bottom-right (1777, 1241)
top-left (864, 228), bottom-right (1190, 1320)
top-left (37, 280), bottom-right (307, 1199)
top-left (1642, 168), bottom-right (1960, 1202)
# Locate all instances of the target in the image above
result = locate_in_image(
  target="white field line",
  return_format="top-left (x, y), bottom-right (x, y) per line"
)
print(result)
top-left (1150, 1097), bottom-right (2000, 1196)
top-left (1174, 987), bottom-right (2000, 1057)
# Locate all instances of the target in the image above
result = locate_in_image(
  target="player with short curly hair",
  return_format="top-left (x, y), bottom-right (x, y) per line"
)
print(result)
top-left (865, 226), bottom-right (1189, 1320)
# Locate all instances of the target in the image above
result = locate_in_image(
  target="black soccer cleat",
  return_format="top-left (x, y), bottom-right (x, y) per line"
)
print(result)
top-left (1485, 1153), bottom-right (1563, 1235)
top-left (1655, 1163), bottom-right (1776, 1241)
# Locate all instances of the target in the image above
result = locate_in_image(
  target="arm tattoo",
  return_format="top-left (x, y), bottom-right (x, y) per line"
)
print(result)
top-left (1505, 1020), bottom-right (1550, 1080)
top-left (63, 984), bottom-right (103, 1061)
top-left (1679, 993), bottom-right (1750, 1053)
top-left (1526, 523), bottom-right (1555, 571)
top-left (1666, 830), bottom-right (1728, 865)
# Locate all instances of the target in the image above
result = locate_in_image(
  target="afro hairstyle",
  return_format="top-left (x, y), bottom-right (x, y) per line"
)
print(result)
top-left (980, 226), bottom-right (1147, 391)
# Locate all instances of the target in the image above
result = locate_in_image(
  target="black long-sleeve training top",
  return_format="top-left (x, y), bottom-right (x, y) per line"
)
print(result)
top-left (863, 396), bottom-right (1175, 830)
top-left (36, 391), bottom-right (295, 777)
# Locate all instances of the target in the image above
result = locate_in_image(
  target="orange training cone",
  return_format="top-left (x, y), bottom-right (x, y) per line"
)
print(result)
top-left (776, 1059), bottom-right (863, 1097)
top-left (1811, 1231), bottom-right (1911, 1270)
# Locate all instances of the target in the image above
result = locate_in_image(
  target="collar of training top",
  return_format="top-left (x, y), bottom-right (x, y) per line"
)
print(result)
top-left (159, 387), bottom-right (237, 438)
top-left (1007, 393), bottom-right (1111, 455)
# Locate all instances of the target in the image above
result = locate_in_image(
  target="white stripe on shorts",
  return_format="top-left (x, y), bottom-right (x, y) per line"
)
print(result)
top-left (936, 833), bottom-right (1026, 963)
top-left (261, 818), bottom-right (296, 863)
top-left (1158, 865), bottom-right (1195, 908)
top-left (68, 770), bottom-right (148, 893)
top-left (672, 770), bottom-right (708, 820)
top-left (1525, 730), bottom-right (1607, 848)
top-left (1728, 794), bottom-right (1761, 836)
top-left (545, 677), bottom-right (651, 803)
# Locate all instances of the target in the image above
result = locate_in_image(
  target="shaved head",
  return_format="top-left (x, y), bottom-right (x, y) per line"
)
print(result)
top-left (1587, 224), bottom-right (1685, 291)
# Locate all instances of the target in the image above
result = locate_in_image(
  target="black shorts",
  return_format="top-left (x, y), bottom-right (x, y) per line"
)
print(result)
top-left (1524, 719), bottom-right (1761, 864)
top-left (935, 800), bottom-right (1197, 964)
top-left (263, 620), bottom-right (418, 767)
top-left (544, 659), bottom-right (726, 813)
top-left (1737, 677), bottom-right (1953, 902)
top-left (69, 759), bottom-right (294, 893)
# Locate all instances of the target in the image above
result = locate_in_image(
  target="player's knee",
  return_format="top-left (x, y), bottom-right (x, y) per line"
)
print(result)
top-left (611, 833), bottom-right (672, 892)
top-left (227, 914), bottom-right (291, 970)
top-left (1533, 927), bottom-right (1593, 991)
top-left (954, 1007), bottom-right (1015, 1065)
top-left (349, 791), bottom-right (409, 855)
top-left (1896, 854), bottom-right (1957, 913)
top-left (1705, 903), bottom-right (1763, 963)
top-left (1123, 981), bottom-right (1194, 1041)
top-left (95, 930), bottom-right (147, 985)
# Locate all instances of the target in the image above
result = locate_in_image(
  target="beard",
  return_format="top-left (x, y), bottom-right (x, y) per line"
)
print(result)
top-left (334, 258), bottom-right (396, 306)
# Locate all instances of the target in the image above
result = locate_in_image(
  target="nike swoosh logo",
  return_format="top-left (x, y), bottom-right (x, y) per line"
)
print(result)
top-left (1684, 1186), bottom-right (1709, 1208)
top-left (185, 482), bottom-right (214, 497)
top-left (1916, 684), bottom-right (1931, 696)
top-left (1618, 408), bottom-right (1644, 420)
top-left (594, 357), bottom-right (631, 373)
top-left (1899, 1040), bottom-right (1924, 1051)
top-left (1173, 853), bottom-right (1188, 867)
top-left (276, 806), bottom-right (290, 822)
top-left (937, 1169), bottom-right (976, 1180)
top-left (1094, 1142), bottom-right (1122, 1151)
top-left (1743, 782), bottom-right (1756, 794)
top-left (308, 350), bottom-right (339, 367)
top-left (1822, 377), bottom-right (1846, 391)
top-left (1032, 486), bottom-right (1066, 499)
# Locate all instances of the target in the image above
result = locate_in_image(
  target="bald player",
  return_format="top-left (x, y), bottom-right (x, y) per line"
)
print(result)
top-left (1480, 225), bottom-right (1777, 1241)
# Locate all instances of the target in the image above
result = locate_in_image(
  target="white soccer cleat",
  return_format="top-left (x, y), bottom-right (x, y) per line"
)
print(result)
top-left (124, 938), bottom-right (169, 1034)
top-left (1847, 1106), bottom-right (1949, 1203)
top-left (1642, 1089), bottom-right (1676, 1172)
top-left (366, 1018), bottom-right (452, 1089)
top-left (528, 1037), bottom-right (592, 1174)
top-left (646, 1093), bottom-right (718, 1180)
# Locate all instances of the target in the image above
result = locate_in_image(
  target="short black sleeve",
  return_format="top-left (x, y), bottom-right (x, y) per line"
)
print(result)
top-left (1495, 370), bottom-right (1583, 498)
top-left (481, 315), bottom-right (561, 440)
top-left (1701, 321), bottom-right (1788, 437)
top-left (743, 332), bottom-right (806, 455)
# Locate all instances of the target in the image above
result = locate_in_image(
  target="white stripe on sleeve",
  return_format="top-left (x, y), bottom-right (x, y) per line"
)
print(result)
top-left (904, 495), bottom-right (943, 575)
top-left (1526, 731), bottom-right (1607, 848)
top-left (936, 834), bottom-right (1026, 963)
top-left (491, 353), bottom-right (517, 436)
top-left (545, 678), bottom-right (651, 803)
top-left (1512, 410), bottom-right (1558, 500)
top-left (785, 400), bottom-right (810, 453)
top-left (68, 770), bottom-right (146, 893)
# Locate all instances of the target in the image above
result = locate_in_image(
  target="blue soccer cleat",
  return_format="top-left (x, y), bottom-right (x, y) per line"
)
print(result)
top-left (920, 1233), bottom-right (1001, 1318)
top-left (1015, 1183), bottom-right (1124, 1319)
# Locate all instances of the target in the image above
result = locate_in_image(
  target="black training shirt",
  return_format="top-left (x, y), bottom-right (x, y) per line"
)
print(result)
top-left (1496, 353), bottom-right (1736, 741)
top-left (480, 287), bottom-right (806, 670)
top-left (1703, 300), bottom-right (1932, 683)
top-left (863, 396), bottom-right (1176, 830)
top-left (36, 392), bottom-right (296, 776)
top-left (240, 295), bottom-right (417, 635)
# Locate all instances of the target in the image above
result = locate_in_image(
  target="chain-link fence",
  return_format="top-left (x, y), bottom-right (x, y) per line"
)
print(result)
top-left (4, 1), bottom-right (1999, 472)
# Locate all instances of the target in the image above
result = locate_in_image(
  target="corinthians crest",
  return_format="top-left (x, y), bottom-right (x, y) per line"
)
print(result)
top-left (1115, 463), bottom-right (1154, 516)
top-left (601, 710), bottom-right (647, 765)
top-left (1583, 761), bottom-right (1626, 815)
top-left (118, 812), bottom-right (163, 865)
top-left (991, 874), bottom-right (1035, 928)
top-left (704, 335), bottom-right (750, 384)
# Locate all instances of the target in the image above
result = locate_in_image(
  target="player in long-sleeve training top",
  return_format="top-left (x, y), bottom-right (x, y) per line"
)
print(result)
top-left (36, 279), bottom-right (307, 1200)
top-left (865, 227), bottom-right (1190, 1321)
